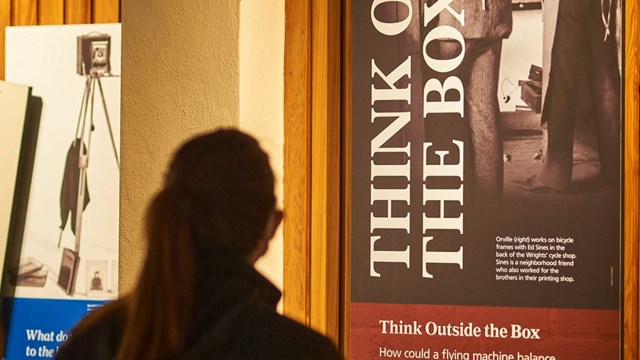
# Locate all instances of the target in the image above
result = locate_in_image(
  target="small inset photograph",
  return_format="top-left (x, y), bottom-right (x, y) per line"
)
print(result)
top-left (86, 260), bottom-right (109, 295)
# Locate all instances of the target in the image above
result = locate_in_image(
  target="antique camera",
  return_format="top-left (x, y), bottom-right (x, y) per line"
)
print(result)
top-left (77, 33), bottom-right (111, 76)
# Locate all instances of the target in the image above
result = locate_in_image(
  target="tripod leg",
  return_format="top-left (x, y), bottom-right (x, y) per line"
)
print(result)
top-left (74, 78), bottom-right (94, 255)
top-left (57, 228), bottom-right (63, 248)
top-left (96, 77), bottom-right (120, 168)
top-left (74, 166), bottom-right (87, 254)
top-left (75, 77), bottom-right (92, 139)
top-left (85, 77), bottom-right (97, 167)
top-left (79, 78), bottom-right (93, 140)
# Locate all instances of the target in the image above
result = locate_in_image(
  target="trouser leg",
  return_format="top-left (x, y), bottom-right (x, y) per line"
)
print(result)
top-left (586, 0), bottom-right (621, 185)
top-left (539, 0), bottom-right (588, 190)
top-left (441, 39), bottom-right (504, 198)
top-left (465, 39), bottom-right (503, 197)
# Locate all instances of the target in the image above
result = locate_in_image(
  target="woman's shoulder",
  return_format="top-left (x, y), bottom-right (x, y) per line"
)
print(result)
top-left (243, 305), bottom-right (343, 359)
top-left (55, 299), bottom-right (127, 360)
top-left (179, 297), bottom-right (342, 360)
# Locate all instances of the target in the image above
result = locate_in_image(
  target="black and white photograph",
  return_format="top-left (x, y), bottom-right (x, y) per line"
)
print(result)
top-left (2, 24), bottom-right (121, 300)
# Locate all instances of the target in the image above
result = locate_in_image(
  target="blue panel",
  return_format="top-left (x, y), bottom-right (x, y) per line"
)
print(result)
top-left (2, 298), bottom-right (108, 359)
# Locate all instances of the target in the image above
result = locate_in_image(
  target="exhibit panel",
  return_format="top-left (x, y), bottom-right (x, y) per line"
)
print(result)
top-left (1, 24), bottom-right (121, 359)
top-left (350, 1), bottom-right (623, 359)
top-left (0, 81), bottom-right (33, 296)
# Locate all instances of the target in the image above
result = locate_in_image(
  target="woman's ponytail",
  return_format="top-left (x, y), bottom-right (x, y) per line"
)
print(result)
top-left (116, 186), bottom-right (195, 360)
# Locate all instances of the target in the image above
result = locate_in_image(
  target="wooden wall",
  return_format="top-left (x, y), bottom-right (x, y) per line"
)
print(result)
top-left (0, 0), bottom-right (120, 80)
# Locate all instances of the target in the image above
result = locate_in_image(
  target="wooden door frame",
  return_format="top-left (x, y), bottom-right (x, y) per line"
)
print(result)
top-left (284, 1), bottom-right (639, 358)
top-left (623, 2), bottom-right (640, 359)
top-left (283, 0), bottom-right (342, 344)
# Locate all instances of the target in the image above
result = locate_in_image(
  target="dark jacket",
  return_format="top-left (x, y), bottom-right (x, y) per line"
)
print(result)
top-left (55, 254), bottom-right (341, 359)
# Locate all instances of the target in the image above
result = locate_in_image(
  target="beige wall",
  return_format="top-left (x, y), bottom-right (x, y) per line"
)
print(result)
top-left (119, 0), bottom-right (286, 294)
top-left (239, 0), bottom-right (285, 297)
top-left (119, 0), bottom-right (241, 291)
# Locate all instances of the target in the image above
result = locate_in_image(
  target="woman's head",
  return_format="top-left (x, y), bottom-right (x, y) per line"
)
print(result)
top-left (121, 129), bottom-right (280, 359)
top-left (161, 128), bottom-right (278, 258)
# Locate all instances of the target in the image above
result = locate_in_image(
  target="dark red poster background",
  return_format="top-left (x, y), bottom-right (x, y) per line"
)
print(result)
top-left (352, 303), bottom-right (619, 360)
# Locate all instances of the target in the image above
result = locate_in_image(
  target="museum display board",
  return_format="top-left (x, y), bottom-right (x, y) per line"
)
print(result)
top-left (0, 81), bottom-right (33, 299)
top-left (349, 1), bottom-right (624, 359)
top-left (1, 24), bottom-right (121, 359)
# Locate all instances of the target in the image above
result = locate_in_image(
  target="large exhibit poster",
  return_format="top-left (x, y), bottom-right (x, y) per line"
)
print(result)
top-left (351, 1), bottom-right (622, 359)
top-left (2, 24), bottom-right (121, 359)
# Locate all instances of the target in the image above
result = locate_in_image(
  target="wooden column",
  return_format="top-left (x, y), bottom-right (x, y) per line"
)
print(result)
top-left (624, 1), bottom-right (640, 359)
top-left (283, 0), bottom-right (342, 345)
top-left (309, 0), bottom-right (341, 342)
top-left (283, 0), bottom-right (312, 327)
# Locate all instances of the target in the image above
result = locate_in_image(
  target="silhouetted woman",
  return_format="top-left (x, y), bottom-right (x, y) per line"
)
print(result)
top-left (56, 129), bottom-right (341, 359)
